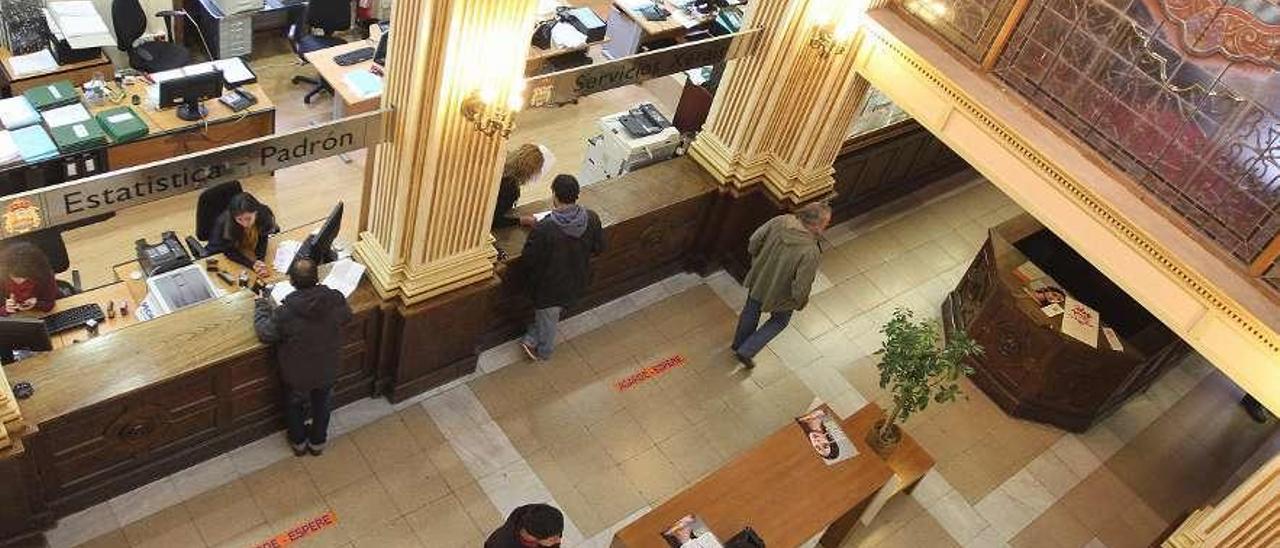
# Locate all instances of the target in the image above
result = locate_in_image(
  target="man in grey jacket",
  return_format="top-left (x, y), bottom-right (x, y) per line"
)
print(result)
top-left (732, 202), bottom-right (830, 368)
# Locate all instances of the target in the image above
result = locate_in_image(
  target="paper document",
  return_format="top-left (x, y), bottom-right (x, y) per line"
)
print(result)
top-left (0, 131), bottom-right (20, 165)
top-left (323, 259), bottom-right (365, 297)
top-left (49, 1), bottom-right (100, 16)
top-left (59, 15), bottom-right (109, 37)
top-left (8, 50), bottom-right (58, 77)
top-left (273, 240), bottom-right (302, 272)
top-left (1060, 296), bottom-right (1100, 348)
top-left (48, 1), bottom-right (113, 48)
top-left (150, 68), bottom-right (185, 83)
top-left (533, 211), bottom-right (550, 222)
top-left (211, 58), bottom-right (256, 85)
top-left (42, 104), bottom-right (91, 128)
top-left (343, 71), bottom-right (383, 98)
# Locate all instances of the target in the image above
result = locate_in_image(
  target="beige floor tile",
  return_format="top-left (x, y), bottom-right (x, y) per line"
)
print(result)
top-left (876, 511), bottom-right (961, 548)
top-left (405, 495), bottom-right (482, 548)
top-left (587, 408), bottom-right (657, 463)
top-left (495, 413), bottom-right (545, 456)
top-left (450, 482), bottom-right (504, 534)
top-left (939, 444), bottom-right (1009, 504)
top-left (208, 523), bottom-right (275, 548)
top-left (1060, 468), bottom-right (1144, 534)
top-left (373, 453), bottom-right (451, 516)
top-left (469, 374), bottom-right (525, 422)
top-left (837, 491), bottom-right (924, 547)
top-left (184, 479), bottom-right (267, 546)
top-left (323, 479), bottom-right (398, 538)
top-left (619, 447), bottom-right (687, 506)
top-left (302, 438), bottom-right (373, 495)
top-left (75, 529), bottom-right (131, 548)
top-left (628, 396), bottom-right (697, 445)
top-left (397, 405), bottom-right (448, 452)
top-left (574, 466), bottom-right (648, 528)
top-left (427, 441), bottom-right (480, 492)
top-left (821, 249), bottom-right (865, 284)
top-left (1010, 503), bottom-right (1094, 548)
top-left (759, 374), bottom-right (816, 416)
top-left (350, 415), bottom-right (420, 470)
top-left (791, 306), bottom-right (837, 340)
top-left (247, 460), bottom-right (328, 526)
top-left (546, 428), bottom-right (616, 477)
top-left (349, 518), bottom-right (424, 548)
top-left (812, 283), bottom-right (864, 325)
top-left (122, 505), bottom-right (203, 548)
top-left (658, 423), bottom-right (726, 482)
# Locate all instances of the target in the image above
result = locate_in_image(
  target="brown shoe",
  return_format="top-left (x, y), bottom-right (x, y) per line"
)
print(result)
top-left (734, 352), bottom-right (756, 369)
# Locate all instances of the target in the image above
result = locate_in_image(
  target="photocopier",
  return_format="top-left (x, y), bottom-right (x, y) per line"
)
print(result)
top-left (580, 103), bottom-right (681, 185)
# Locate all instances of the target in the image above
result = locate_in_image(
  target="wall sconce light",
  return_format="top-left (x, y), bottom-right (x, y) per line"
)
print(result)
top-left (462, 81), bottom-right (525, 139)
top-left (808, 0), bottom-right (863, 59)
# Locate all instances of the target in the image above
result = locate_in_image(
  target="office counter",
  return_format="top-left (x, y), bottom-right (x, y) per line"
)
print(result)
top-left (0, 48), bottom-right (112, 96)
top-left (0, 260), bottom-right (381, 536)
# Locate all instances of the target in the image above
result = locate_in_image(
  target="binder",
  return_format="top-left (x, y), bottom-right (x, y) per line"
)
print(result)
top-left (0, 97), bottom-right (40, 129)
top-left (50, 119), bottom-right (107, 154)
top-left (11, 125), bottom-right (58, 163)
top-left (95, 106), bottom-right (150, 143)
top-left (23, 81), bottom-right (80, 111)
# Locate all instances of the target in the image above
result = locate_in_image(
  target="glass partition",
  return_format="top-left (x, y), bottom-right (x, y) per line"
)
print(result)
top-left (848, 86), bottom-right (913, 139)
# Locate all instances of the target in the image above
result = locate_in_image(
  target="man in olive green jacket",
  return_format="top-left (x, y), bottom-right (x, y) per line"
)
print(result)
top-left (732, 202), bottom-right (831, 368)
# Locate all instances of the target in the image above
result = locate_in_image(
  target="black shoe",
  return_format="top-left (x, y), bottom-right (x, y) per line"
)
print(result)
top-left (734, 352), bottom-right (755, 369)
top-left (308, 443), bottom-right (326, 456)
top-left (290, 442), bottom-right (307, 457)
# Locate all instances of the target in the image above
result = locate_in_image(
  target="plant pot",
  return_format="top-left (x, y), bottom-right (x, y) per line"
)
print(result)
top-left (866, 418), bottom-right (901, 457)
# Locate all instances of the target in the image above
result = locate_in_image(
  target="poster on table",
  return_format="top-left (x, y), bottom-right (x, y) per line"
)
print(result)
top-left (795, 407), bottom-right (857, 465)
top-left (662, 515), bottom-right (722, 548)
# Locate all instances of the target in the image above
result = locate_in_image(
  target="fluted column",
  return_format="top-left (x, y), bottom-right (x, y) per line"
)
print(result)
top-left (689, 0), bottom-right (874, 203)
top-left (1164, 454), bottom-right (1280, 547)
top-left (0, 366), bottom-right (19, 450)
top-left (355, 0), bottom-right (537, 304)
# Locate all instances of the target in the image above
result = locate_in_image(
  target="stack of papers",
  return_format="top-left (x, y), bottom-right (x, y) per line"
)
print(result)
top-left (47, 2), bottom-right (114, 49)
top-left (11, 125), bottom-right (58, 163)
top-left (0, 97), bottom-right (40, 129)
top-left (342, 71), bottom-right (383, 98)
top-left (41, 103), bottom-right (91, 128)
top-left (270, 258), bottom-right (366, 303)
top-left (8, 50), bottom-right (58, 77)
top-left (0, 131), bottom-right (21, 166)
top-left (151, 58), bottom-right (257, 86)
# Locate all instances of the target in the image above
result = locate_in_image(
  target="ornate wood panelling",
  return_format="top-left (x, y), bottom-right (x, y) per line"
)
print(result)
top-left (831, 120), bottom-right (972, 223)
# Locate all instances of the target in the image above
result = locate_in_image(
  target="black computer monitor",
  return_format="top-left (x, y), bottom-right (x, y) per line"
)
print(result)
top-left (374, 31), bottom-right (389, 66)
top-left (159, 69), bottom-right (224, 122)
top-left (296, 202), bottom-right (343, 267)
top-left (0, 316), bottom-right (52, 364)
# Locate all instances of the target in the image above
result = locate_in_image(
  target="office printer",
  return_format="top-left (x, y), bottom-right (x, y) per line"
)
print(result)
top-left (136, 231), bottom-right (193, 277)
top-left (580, 106), bottom-right (681, 184)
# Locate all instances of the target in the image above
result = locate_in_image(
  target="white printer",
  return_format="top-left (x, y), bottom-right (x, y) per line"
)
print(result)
top-left (579, 105), bottom-right (681, 185)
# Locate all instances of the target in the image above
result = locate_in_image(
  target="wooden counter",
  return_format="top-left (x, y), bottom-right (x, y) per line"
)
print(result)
top-left (1, 270), bottom-right (381, 525)
top-left (942, 214), bottom-right (1188, 431)
top-left (0, 48), bottom-right (113, 95)
top-left (613, 403), bottom-right (933, 548)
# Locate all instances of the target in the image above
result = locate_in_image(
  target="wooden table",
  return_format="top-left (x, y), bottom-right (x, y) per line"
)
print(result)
top-left (605, 1), bottom-right (714, 58)
top-left (0, 48), bottom-right (113, 95)
top-left (83, 80), bottom-right (277, 169)
top-left (305, 27), bottom-right (385, 119)
top-left (612, 403), bottom-right (934, 548)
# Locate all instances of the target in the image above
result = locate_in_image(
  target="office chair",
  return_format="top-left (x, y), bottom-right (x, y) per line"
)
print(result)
top-left (288, 0), bottom-right (353, 104)
top-left (11, 229), bottom-right (82, 298)
top-left (112, 0), bottom-right (191, 73)
top-left (184, 180), bottom-right (243, 258)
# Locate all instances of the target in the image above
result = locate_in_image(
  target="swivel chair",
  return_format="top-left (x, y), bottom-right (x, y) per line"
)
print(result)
top-left (184, 180), bottom-right (243, 258)
top-left (288, 0), bottom-right (353, 104)
top-left (111, 0), bottom-right (192, 72)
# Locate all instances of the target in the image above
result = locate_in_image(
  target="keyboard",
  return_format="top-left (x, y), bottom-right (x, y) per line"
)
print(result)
top-left (44, 303), bottom-right (106, 336)
top-left (334, 47), bottom-right (375, 67)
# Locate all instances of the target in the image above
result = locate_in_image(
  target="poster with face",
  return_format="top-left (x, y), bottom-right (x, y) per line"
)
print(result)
top-left (661, 515), bottom-right (720, 548)
top-left (795, 408), bottom-right (857, 465)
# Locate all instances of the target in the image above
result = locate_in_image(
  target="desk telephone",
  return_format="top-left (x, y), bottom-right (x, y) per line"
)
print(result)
top-left (136, 231), bottom-right (193, 277)
top-left (219, 88), bottom-right (258, 112)
top-left (619, 103), bottom-right (671, 137)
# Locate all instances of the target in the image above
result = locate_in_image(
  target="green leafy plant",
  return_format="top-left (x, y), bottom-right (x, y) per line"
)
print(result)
top-left (874, 307), bottom-right (983, 444)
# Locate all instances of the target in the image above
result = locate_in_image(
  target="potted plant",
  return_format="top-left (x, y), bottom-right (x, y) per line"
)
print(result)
top-left (867, 307), bottom-right (983, 456)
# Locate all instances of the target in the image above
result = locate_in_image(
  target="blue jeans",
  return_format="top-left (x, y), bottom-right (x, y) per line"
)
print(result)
top-left (522, 306), bottom-right (562, 359)
top-left (732, 297), bottom-right (792, 358)
top-left (285, 385), bottom-right (333, 449)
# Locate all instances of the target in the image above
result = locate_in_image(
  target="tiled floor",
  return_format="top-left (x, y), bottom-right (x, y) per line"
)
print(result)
top-left (59, 176), bottom-right (1277, 548)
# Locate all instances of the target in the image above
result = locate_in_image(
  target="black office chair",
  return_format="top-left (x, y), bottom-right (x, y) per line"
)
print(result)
top-left (11, 229), bottom-right (82, 298)
top-left (185, 180), bottom-right (243, 258)
top-left (288, 0), bottom-right (353, 104)
top-left (112, 0), bottom-right (192, 72)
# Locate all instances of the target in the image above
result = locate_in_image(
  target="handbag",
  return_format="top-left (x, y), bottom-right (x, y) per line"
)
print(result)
top-left (724, 527), bottom-right (765, 548)
top-left (531, 18), bottom-right (556, 49)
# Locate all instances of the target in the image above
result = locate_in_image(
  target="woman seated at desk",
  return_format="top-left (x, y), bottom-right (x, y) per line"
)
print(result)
top-left (207, 192), bottom-right (279, 278)
top-left (0, 241), bottom-right (57, 316)
top-left (493, 143), bottom-right (552, 229)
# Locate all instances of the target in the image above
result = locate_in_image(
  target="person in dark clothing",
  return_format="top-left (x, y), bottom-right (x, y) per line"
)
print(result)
top-left (207, 192), bottom-right (279, 278)
top-left (519, 175), bottom-right (604, 361)
top-left (493, 144), bottom-right (551, 229)
top-left (485, 503), bottom-right (564, 548)
top-left (254, 258), bottom-right (353, 456)
top-left (0, 241), bottom-right (58, 316)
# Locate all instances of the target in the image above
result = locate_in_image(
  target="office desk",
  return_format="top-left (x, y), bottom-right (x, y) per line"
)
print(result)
top-left (185, 0), bottom-right (307, 58)
top-left (0, 48), bottom-right (113, 95)
top-left (612, 403), bottom-right (933, 548)
top-left (304, 28), bottom-right (384, 119)
top-left (604, 1), bottom-right (714, 58)
top-left (41, 284), bottom-right (138, 349)
top-left (85, 81), bottom-right (277, 169)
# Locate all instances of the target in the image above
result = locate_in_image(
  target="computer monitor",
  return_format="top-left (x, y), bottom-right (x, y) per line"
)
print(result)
top-left (295, 202), bottom-right (343, 268)
top-left (0, 317), bottom-right (52, 364)
top-left (374, 31), bottom-right (389, 66)
top-left (159, 69), bottom-right (225, 122)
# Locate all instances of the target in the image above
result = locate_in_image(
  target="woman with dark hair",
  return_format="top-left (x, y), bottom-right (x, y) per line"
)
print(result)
top-left (798, 409), bottom-right (840, 460)
top-left (207, 192), bottom-right (278, 278)
top-left (0, 241), bottom-right (58, 316)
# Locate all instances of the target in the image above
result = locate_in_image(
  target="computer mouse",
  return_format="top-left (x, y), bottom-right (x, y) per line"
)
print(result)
top-left (12, 382), bottom-right (33, 400)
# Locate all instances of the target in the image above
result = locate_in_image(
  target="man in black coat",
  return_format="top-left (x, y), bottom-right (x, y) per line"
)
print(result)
top-left (485, 504), bottom-right (564, 548)
top-left (519, 175), bottom-right (604, 361)
top-left (254, 258), bottom-right (352, 456)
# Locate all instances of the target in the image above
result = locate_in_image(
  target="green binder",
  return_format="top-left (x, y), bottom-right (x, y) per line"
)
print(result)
top-left (95, 106), bottom-right (149, 143)
top-left (23, 81), bottom-right (79, 111)
top-left (50, 119), bottom-right (107, 154)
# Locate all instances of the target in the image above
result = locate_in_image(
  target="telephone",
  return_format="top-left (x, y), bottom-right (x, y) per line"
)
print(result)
top-left (619, 103), bottom-right (671, 137)
top-left (136, 231), bottom-right (193, 277)
top-left (639, 3), bottom-right (670, 20)
top-left (219, 88), bottom-right (258, 112)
